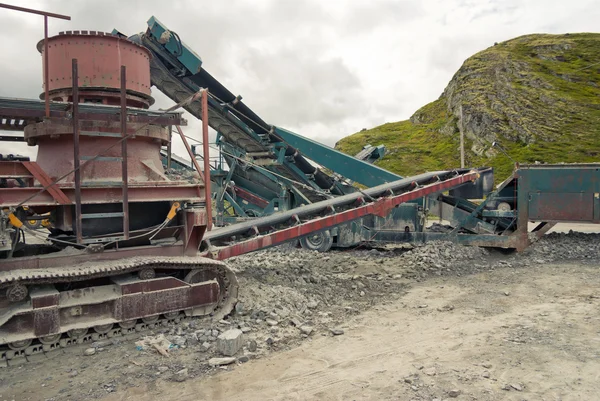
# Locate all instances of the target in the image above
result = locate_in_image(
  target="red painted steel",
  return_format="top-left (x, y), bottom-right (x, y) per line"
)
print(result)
top-left (0, 105), bottom-right (185, 127)
top-left (0, 3), bottom-right (71, 117)
top-left (120, 66), bottom-right (130, 240)
top-left (233, 186), bottom-right (270, 208)
top-left (21, 162), bottom-right (70, 204)
top-left (0, 184), bottom-right (205, 206)
top-left (209, 172), bottom-right (479, 259)
top-left (175, 125), bottom-right (205, 182)
top-left (72, 59), bottom-right (83, 243)
top-left (38, 32), bottom-right (152, 104)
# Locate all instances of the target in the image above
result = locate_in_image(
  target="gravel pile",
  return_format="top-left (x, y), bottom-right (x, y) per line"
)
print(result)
top-left (522, 232), bottom-right (600, 262)
top-left (400, 241), bottom-right (489, 273)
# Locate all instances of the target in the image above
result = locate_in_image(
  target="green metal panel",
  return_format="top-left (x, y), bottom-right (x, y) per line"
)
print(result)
top-left (146, 16), bottom-right (203, 74)
top-left (272, 126), bottom-right (402, 187)
top-left (528, 192), bottom-right (594, 221)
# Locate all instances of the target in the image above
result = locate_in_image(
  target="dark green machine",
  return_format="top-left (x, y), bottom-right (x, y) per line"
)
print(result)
top-left (124, 18), bottom-right (599, 252)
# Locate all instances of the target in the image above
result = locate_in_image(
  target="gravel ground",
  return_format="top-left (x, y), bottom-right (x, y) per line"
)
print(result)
top-left (1, 232), bottom-right (600, 401)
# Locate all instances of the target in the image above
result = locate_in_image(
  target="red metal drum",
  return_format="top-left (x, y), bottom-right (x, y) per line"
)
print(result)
top-left (27, 31), bottom-right (171, 185)
top-left (37, 31), bottom-right (153, 108)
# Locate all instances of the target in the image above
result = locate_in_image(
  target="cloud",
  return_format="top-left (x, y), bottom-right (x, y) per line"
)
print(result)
top-left (1, 0), bottom-right (599, 157)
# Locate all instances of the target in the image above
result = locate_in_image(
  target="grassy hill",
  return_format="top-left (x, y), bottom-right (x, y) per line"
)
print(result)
top-left (336, 33), bottom-right (600, 181)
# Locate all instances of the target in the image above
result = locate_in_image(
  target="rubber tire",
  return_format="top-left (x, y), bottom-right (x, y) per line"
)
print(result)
top-left (300, 230), bottom-right (333, 252)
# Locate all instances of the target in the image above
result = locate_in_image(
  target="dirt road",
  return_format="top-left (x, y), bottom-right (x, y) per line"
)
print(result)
top-left (103, 261), bottom-right (600, 401)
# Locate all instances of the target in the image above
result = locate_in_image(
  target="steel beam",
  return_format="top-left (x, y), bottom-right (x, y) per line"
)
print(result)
top-left (0, 184), bottom-right (205, 206)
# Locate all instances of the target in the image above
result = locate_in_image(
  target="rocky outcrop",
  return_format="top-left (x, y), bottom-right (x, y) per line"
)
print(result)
top-left (336, 33), bottom-right (600, 180)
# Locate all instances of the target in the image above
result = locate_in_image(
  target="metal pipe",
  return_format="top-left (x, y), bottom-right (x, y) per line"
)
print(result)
top-left (43, 15), bottom-right (49, 118)
top-left (120, 65), bottom-right (129, 240)
top-left (0, 3), bottom-right (71, 19)
top-left (72, 59), bottom-right (82, 244)
top-left (201, 89), bottom-right (212, 231)
top-left (174, 126), bottom-right (204, 178)
top-left (0, 3), bottom-right (71, 118)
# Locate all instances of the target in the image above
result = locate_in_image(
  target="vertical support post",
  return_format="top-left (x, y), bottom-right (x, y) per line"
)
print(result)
top-left (459, 105), bottom-right (465, 168)
top-left (43, 15), bottom-right (50, 118)
top-left (167, 126), bottom-right (172, 170)
top-left (72, 59), bottom-right (82, 244)
top-left (120, 66), bottom-right (129, 240)
top-left (201, 89), bottom-right (212, 231)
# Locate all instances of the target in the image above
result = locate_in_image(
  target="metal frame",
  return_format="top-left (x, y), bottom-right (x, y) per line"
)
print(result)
top-left (0, 3), bottom-right (71, 117)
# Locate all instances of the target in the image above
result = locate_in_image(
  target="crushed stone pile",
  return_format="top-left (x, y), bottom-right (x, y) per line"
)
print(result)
top-left (521, 232), bottom-right (600, 262)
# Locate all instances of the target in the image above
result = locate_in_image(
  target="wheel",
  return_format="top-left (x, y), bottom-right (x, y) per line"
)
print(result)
top-left (300, 230), bottom-right (333, 252)
top-left (119, 320), bottom-right (137, 329)
top-left (6, 283), bottom-right (28, 302)
top-left (39, 334), bottom-right (61, 344)
top-left (8, 339), bottom-right (32, 350)
top-left (138, 268), bottom-right (156, 280)
top-left (93, 324), bottom-right (113, 334)
top-left (164, 311), bottom-right (181, 320)
top-left (67, 328), bottom-right (88, 339)
top-left (142, 315), bottom-right (159, 324)
top-left (25, 218), bottom-right (42, 230)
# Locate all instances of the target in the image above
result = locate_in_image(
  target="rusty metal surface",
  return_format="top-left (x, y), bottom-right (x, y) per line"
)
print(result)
top-left (21, 161), bottom-right (70, 204)
top-left (24, 119), bottom-right (169, 144)
top-left (0, 97), bottom-right (185, 127)
top-left (0, 276), bottom-right (221, 345)
top-left (529, 192), bottom-right (595, 221)
top-left (72, 59), bottom-right (83, 243)
top-left (0, 183), bottom-right (205, 207)
top-left (233, 186), bottom-right (270, 208)
top-left (121, 66), bottom-right (130, 239)
top-left (37, 31), bottom-right (152, 104)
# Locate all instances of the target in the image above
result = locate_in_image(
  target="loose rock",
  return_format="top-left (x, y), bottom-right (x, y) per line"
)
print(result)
top-left (83, 348), bottom-right (96, 356)
top-left (330, 328), bottom-right (344, 336)
top-left (448, 389), bottom-right (461, 398)
top-left (208, 357), bottom-right (236, 366)
top-left (299, 325), bottom-right (314, 335)
top-left (217, 329), bottom-right (244, 356)
top-left (511, 383), bottom-right (523, 391)
top-left (173, 368), bottom-right (188, 382)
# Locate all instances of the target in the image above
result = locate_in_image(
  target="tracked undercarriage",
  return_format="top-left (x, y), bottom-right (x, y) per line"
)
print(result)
top-left (0, 256), bottom-right (238, 361)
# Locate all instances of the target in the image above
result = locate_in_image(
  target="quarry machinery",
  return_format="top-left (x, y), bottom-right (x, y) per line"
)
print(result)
top-left (2, 7), bottom-right (599, 366)
top-left (116, 17), bottom-right (496, 252)
top-left (0, 7), bottom-right (484, 364)
top-left (119, 17), bottom-right (600, 253)
top-left (0, 24), bottom-right (239, 361)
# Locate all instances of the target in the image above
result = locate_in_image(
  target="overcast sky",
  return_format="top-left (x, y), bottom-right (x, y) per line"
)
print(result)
top-left (1, 0), bottom-right (598, 161)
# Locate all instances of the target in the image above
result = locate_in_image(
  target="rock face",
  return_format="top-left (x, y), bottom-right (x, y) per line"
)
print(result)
top-left (336, 33), bottom-right (600, 181)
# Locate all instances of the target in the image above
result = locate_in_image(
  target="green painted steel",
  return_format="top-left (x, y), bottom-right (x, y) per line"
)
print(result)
top-left (146, 16), bottom-right (203, 74)
top-left (273, 126), bottom-right (402, 186)
top-left (518, 164), bottom-right (600, 223)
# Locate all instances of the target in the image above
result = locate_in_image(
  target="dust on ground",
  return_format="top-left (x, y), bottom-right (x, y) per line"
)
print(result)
top-left (2, 232), bottom-right (600, 401)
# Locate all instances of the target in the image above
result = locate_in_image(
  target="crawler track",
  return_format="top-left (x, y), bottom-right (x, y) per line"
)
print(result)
top-left (0, 256), bottom-right (238, 365)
